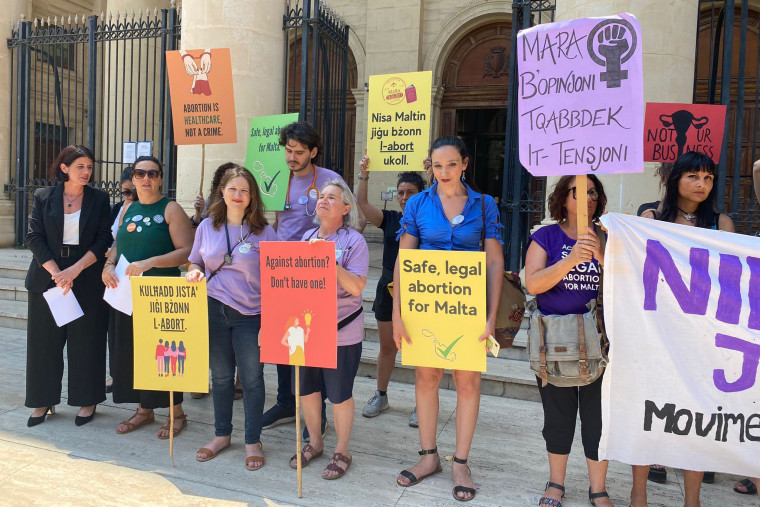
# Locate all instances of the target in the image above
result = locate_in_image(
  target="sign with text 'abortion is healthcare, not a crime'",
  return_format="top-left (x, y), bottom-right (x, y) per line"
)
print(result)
top-left (598, 213), bottom-right (760, 477)
top-left (366, 71), bottom-right (432, 172)
top-left (399, 250), bottom-right (486, 372)
top-left (517, 14), bottom-right (644, 176)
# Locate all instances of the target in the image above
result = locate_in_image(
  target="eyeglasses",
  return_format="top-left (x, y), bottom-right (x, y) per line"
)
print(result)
top-left (133, 169), bottom-right (161, 180)
top-left (121, 189), bottom-right (133, 197)
top-left (568, 187), bottom-right (599, 201)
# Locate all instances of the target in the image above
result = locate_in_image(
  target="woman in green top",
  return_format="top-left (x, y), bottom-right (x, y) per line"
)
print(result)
top-left (102, 156), bottom-right (194, 439)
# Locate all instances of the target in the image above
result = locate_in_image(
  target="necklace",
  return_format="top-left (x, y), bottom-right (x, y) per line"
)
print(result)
top-left (63, 191), bottom-right (83, 208)
top-left (677, 206), bottom-right (697, 224)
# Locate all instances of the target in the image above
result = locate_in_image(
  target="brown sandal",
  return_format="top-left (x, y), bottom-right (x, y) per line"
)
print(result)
top-left (116, 410), bottom-right (154, 434)
top-left (157, 413), bottom-right (187, 440)
top-left (196, 439), bottom-right (231, 462)
top-left (245, 442), bottom-right (265, 471)
top-left (289, 443), bottom-right (323, 469)
top-left (322, 452), bottom-right (352, 480)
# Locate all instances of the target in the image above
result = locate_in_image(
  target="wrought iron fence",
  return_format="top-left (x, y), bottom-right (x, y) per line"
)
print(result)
top-left (6, 6), bottom-right (180, 246)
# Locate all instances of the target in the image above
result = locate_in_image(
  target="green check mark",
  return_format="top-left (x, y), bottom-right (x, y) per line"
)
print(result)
top-left (437, 335), bottom-right (463, 359)
top-left (263, 170), bottom-right (280, 193)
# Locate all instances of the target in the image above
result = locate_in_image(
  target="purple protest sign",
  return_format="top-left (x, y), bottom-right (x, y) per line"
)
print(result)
top-left (517, 14), bottom-right (644, 177)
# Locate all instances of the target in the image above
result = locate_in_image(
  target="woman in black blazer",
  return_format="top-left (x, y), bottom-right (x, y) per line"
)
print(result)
top-left (25, 145), bottom-right (112, 427)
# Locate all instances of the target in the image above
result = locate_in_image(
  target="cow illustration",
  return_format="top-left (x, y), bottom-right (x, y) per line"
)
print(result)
top-left (659, 110), bottom-right (709, 159)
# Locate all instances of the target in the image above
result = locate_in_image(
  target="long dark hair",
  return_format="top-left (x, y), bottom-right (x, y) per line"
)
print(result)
top-left (206, 165), bottom-right (268, 233)
top-left (430, 136), bottom-right (480, 192)
top-left (659, 151), bottom-right (717, 228)
top-left (51, 145), bottom-right (95, 182)
top-left (546, 174), bottom-right (607, 222)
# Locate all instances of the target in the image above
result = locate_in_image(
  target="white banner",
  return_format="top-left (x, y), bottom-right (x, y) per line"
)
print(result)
top-left (598, 213), bottom-right (760, 477)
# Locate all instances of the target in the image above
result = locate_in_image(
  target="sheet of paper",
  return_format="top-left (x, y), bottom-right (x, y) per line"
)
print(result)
top-left (43, 286), bottom-right (84, 327)
top-left (103, 255), bottom-right (135, 315)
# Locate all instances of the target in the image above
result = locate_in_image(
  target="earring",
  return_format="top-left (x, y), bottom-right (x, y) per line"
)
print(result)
top-left (461, 173), bottom-right (466, 182)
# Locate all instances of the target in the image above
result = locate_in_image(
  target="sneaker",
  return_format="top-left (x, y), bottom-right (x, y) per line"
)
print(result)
top-left (261, 404), bottom-right (296, 429)
top-left (408, 407), bottom-right (418, 428)
top-left (303, 418), bottom-right (328, 443)
top-left (362, 391), bottom-right (389, 418)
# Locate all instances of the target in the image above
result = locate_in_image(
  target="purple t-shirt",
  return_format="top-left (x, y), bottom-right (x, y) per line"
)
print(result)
top-left (188, 218), bottom-right (279, 315)
top-left (276, 166), bottom-right (343, 241)
top-left (530, 223), bottom-right (601, 315)
top-left (301, 227), bottom-right (369, 346)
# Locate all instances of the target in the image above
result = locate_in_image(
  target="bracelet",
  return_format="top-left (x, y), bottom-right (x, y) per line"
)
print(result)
top-left (358, 175), bottom-right (369, 181)
top-left (104, 261), bottom-right (115, 268)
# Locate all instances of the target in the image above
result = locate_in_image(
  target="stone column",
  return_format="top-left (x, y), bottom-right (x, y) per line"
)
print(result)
top-left (175, 0), bottom-right (284, 211)
top-left (550, 0), bottom-right (699, 214)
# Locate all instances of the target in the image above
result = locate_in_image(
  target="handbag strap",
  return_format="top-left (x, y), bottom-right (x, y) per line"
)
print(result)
top-left (538, 315), bottom-right (548, 387)
top-left (577, 314), bottom-right (589, 382)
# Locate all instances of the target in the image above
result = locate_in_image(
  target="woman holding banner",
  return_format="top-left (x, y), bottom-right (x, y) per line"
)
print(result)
top-left (524, 174), bottom-right (609, 507)
top-left (290, 179), bottom-right (368, 480)
top-left (635, 151), bottom-right (734, 507)
top-left (392, 136), bottom-right (504, 502)
top-left (103, 155), bottom-right (194, 439)
top-left (356, 155), bottom-right (426, 425)
top-left (186, 165), bottom-right (277, 470)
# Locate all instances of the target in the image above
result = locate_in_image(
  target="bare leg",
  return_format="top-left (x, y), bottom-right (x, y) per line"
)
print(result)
top-left (196, 434), bottom-right (231, 460)
top-left (542, 453), bottom-right (569, 503)
top-left (300, 392), bottom-right (324, 454)
top-left (587, 458), bottom-right (613, 506)
top-left (451, 369), bottom-right (480, 501)
top-left (375, 321), bottom-right (396, 392)
top-left (631, 465), bottom-right (649, 507)
top-left (683, 470), bottom-right (703, 507)
top-left (323, 397), bottom-right (354, 478)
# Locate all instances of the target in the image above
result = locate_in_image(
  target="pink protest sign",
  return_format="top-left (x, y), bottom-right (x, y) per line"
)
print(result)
top-left (517, 14), bottom-right (644, 176)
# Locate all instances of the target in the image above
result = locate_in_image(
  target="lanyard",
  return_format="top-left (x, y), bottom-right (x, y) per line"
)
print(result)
top-left (284, 168), bottom-right (318, 216)
top-left (306, 226), bottom-right (350, 261)
top-left (223, 219), bottom-right (252, 264)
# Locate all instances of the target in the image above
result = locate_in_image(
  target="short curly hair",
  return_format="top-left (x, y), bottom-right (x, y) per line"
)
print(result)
top-left (546, 174), bottom-right (607, 222)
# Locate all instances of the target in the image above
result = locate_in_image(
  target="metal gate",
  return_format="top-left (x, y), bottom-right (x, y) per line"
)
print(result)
top-left (6, 6), bottom-right (180, 246)
top-left (283, 0), bottom-right (349, 176)
top-left (694, 0), bottom-right (760, 235)
top-left (501, 0), bottom-right (556, 271)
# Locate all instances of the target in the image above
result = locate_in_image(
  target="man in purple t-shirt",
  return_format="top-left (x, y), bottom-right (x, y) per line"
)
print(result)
top-left (262, 121), bottom-right (343, 437)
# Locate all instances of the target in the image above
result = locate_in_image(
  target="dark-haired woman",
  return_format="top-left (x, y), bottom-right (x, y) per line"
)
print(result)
top-left (356, 156), bottom-right (425, 425)
top-left (186, 165), bottom-right (278, 470)
top-left (524, 174), bottom-right (610, 507)
top-left (634, 151), bottom-right (734, 507)
top-left (393, 136), bottom-right (504, 501)
top-left (25, 145), bottom-right (112, 427)
top-left (103, 155), bottom-right (194, 439)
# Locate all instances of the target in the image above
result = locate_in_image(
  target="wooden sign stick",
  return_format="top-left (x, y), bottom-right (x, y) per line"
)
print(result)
top-left (169, 390), bottom-right (175, 466)
top-left (575, 174), bottom-right (589, 237)
top-left (296, 365), bottom-right (303, 498)
top-left (198, 144), bottom-right (206, 196)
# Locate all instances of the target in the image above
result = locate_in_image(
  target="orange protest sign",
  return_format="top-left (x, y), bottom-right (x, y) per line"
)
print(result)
top-left (260, 241), bottom-right (337, 368)
top-left (166, 48), bottom-right (237, 145)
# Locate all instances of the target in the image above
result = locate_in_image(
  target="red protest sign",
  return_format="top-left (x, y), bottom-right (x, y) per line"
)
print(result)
top-left (644, 103), bottom-right (727, 163)
top-left (260, 241), bottom-right (337, 368)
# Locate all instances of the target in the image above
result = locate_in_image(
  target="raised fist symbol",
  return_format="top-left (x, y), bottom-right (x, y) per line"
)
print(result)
top-left (588, 20), bottom-right (636, 89)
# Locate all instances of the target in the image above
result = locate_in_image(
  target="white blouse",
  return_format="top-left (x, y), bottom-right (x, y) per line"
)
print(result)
top-left (62, 209), bottom-right (81, 245)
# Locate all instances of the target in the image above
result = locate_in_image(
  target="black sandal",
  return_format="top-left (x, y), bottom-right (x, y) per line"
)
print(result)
top-left (734, 478), bottom-right (758, 495)
top-left (397, 448), bottom-right (442, 487)
top-left (451, 456), bottom-right (476, 502)
top-left (539, 482), bottom-right (565, 507)
top-left (588, 488), bottom-right (609, 506)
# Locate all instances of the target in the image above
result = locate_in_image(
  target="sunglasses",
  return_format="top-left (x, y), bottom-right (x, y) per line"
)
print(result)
top-left (568, 187), bottom-right (599, 201)
top-left (133, 169), bottom-right (161, 180)
top-left (121, 189), bottom-right (133, 197)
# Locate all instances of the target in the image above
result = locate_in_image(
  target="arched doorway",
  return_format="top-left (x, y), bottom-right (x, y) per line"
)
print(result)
top-left (439, 22), bottom-right (508, 198)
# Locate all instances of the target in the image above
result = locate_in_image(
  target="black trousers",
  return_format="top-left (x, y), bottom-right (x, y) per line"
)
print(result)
top-left (112, 310), bottom-right (183, 409)
top-left (25, 258), bottom-right (107, 408)
top-left (536, 374), bottom-right (603, 460)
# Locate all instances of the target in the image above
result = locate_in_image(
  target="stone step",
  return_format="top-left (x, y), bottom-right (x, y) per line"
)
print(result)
top-left (0, 299), bottom-right (28, 330)
top-left (0, 259), bottom-right (31, 280)
top-left (0, 276), bottom-right (28, 302)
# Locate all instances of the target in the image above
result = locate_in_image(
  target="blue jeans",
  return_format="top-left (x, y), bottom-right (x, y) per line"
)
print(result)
top-left (208, 297), bottom-right (264, 444)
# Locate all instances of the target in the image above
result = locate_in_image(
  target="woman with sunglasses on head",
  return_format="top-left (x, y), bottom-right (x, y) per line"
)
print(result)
top-left (25, 145), bottom-right (112, 427)
top-left (633, 151), bottom-right (734, 507)
top-left (524, 175), bottom-right (610, 507)
top-left (393, 136), bottom-right (504, 502)
top-left (103, 155), bottom-right (194, 439)
top-left (186, 165), bottom-right (278, 470)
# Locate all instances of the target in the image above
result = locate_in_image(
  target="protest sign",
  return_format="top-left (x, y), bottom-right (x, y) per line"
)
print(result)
top-left (131, 277), bottom-right (209, 393)
top-left (517, 14), bottom-right (644, 176)
top-left (166, 48), bottom-right (237, 145)
top-left (644, 103), bottom-right (727, 163)
top-left (598, 213), bottom-right (760, 477)
top-left (260, 241), bottom-right (337, 368)
top-left (399, 250), bottom-right (487, 372)
top-left (366, 71), bottom-right (432, 172)
top-left (244, 113), bottom-right (299, 211)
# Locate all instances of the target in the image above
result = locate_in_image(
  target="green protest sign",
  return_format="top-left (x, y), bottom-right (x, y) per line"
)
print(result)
top-left (244, 113), bottom-right (299, 211)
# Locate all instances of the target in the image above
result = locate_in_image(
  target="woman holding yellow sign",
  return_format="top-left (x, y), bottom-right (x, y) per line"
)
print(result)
top-left (392, 136), bottom-right (504, 502)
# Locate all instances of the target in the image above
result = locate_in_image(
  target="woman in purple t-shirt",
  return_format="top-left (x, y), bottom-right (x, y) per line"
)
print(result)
top-left (524, 174), bottom-right (610, 507)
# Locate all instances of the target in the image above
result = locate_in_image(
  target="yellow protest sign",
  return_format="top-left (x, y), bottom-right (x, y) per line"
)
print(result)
top-left (399, 250), bottom-right (486, 372)
top-left (131, 277), bottom-right (209, 392)
top-left (366, 70), bottom-right (432, 171)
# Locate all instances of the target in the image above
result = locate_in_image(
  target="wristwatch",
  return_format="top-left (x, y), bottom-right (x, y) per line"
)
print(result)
top-left (358, 175), bottom-right (369, 181)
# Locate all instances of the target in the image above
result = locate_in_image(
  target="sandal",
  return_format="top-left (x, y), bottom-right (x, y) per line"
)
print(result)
top-left (322, 451), bottom-right (352, 480)
top-left (196, 438), bottom-right (231, 462)
top-left (588, 488), bottom-right (609, 506)
top-left (289, 443), bottom-right (323, 469)
top-left (245, 442), bottom-right (265, 471)
top-left (734, 478), bottom-right (758, 495)
top-left (451, 456), bottom-right (476, 502)
top-left (539, 481), bottom-right (565, 507)
top-left (157, 413), bottom-right (187, 440)
top-left (647, 464), bottom-right (666, 483)
top-left (397, 448), bottom-right (442, 487)
top-left (116, 409), bottom-right (154, 434)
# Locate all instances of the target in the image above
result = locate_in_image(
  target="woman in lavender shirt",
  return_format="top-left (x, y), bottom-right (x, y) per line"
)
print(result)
top-left (186, 165), bottom-right (278, 471)
top-left (524, 175), bottom-right (609, 507)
